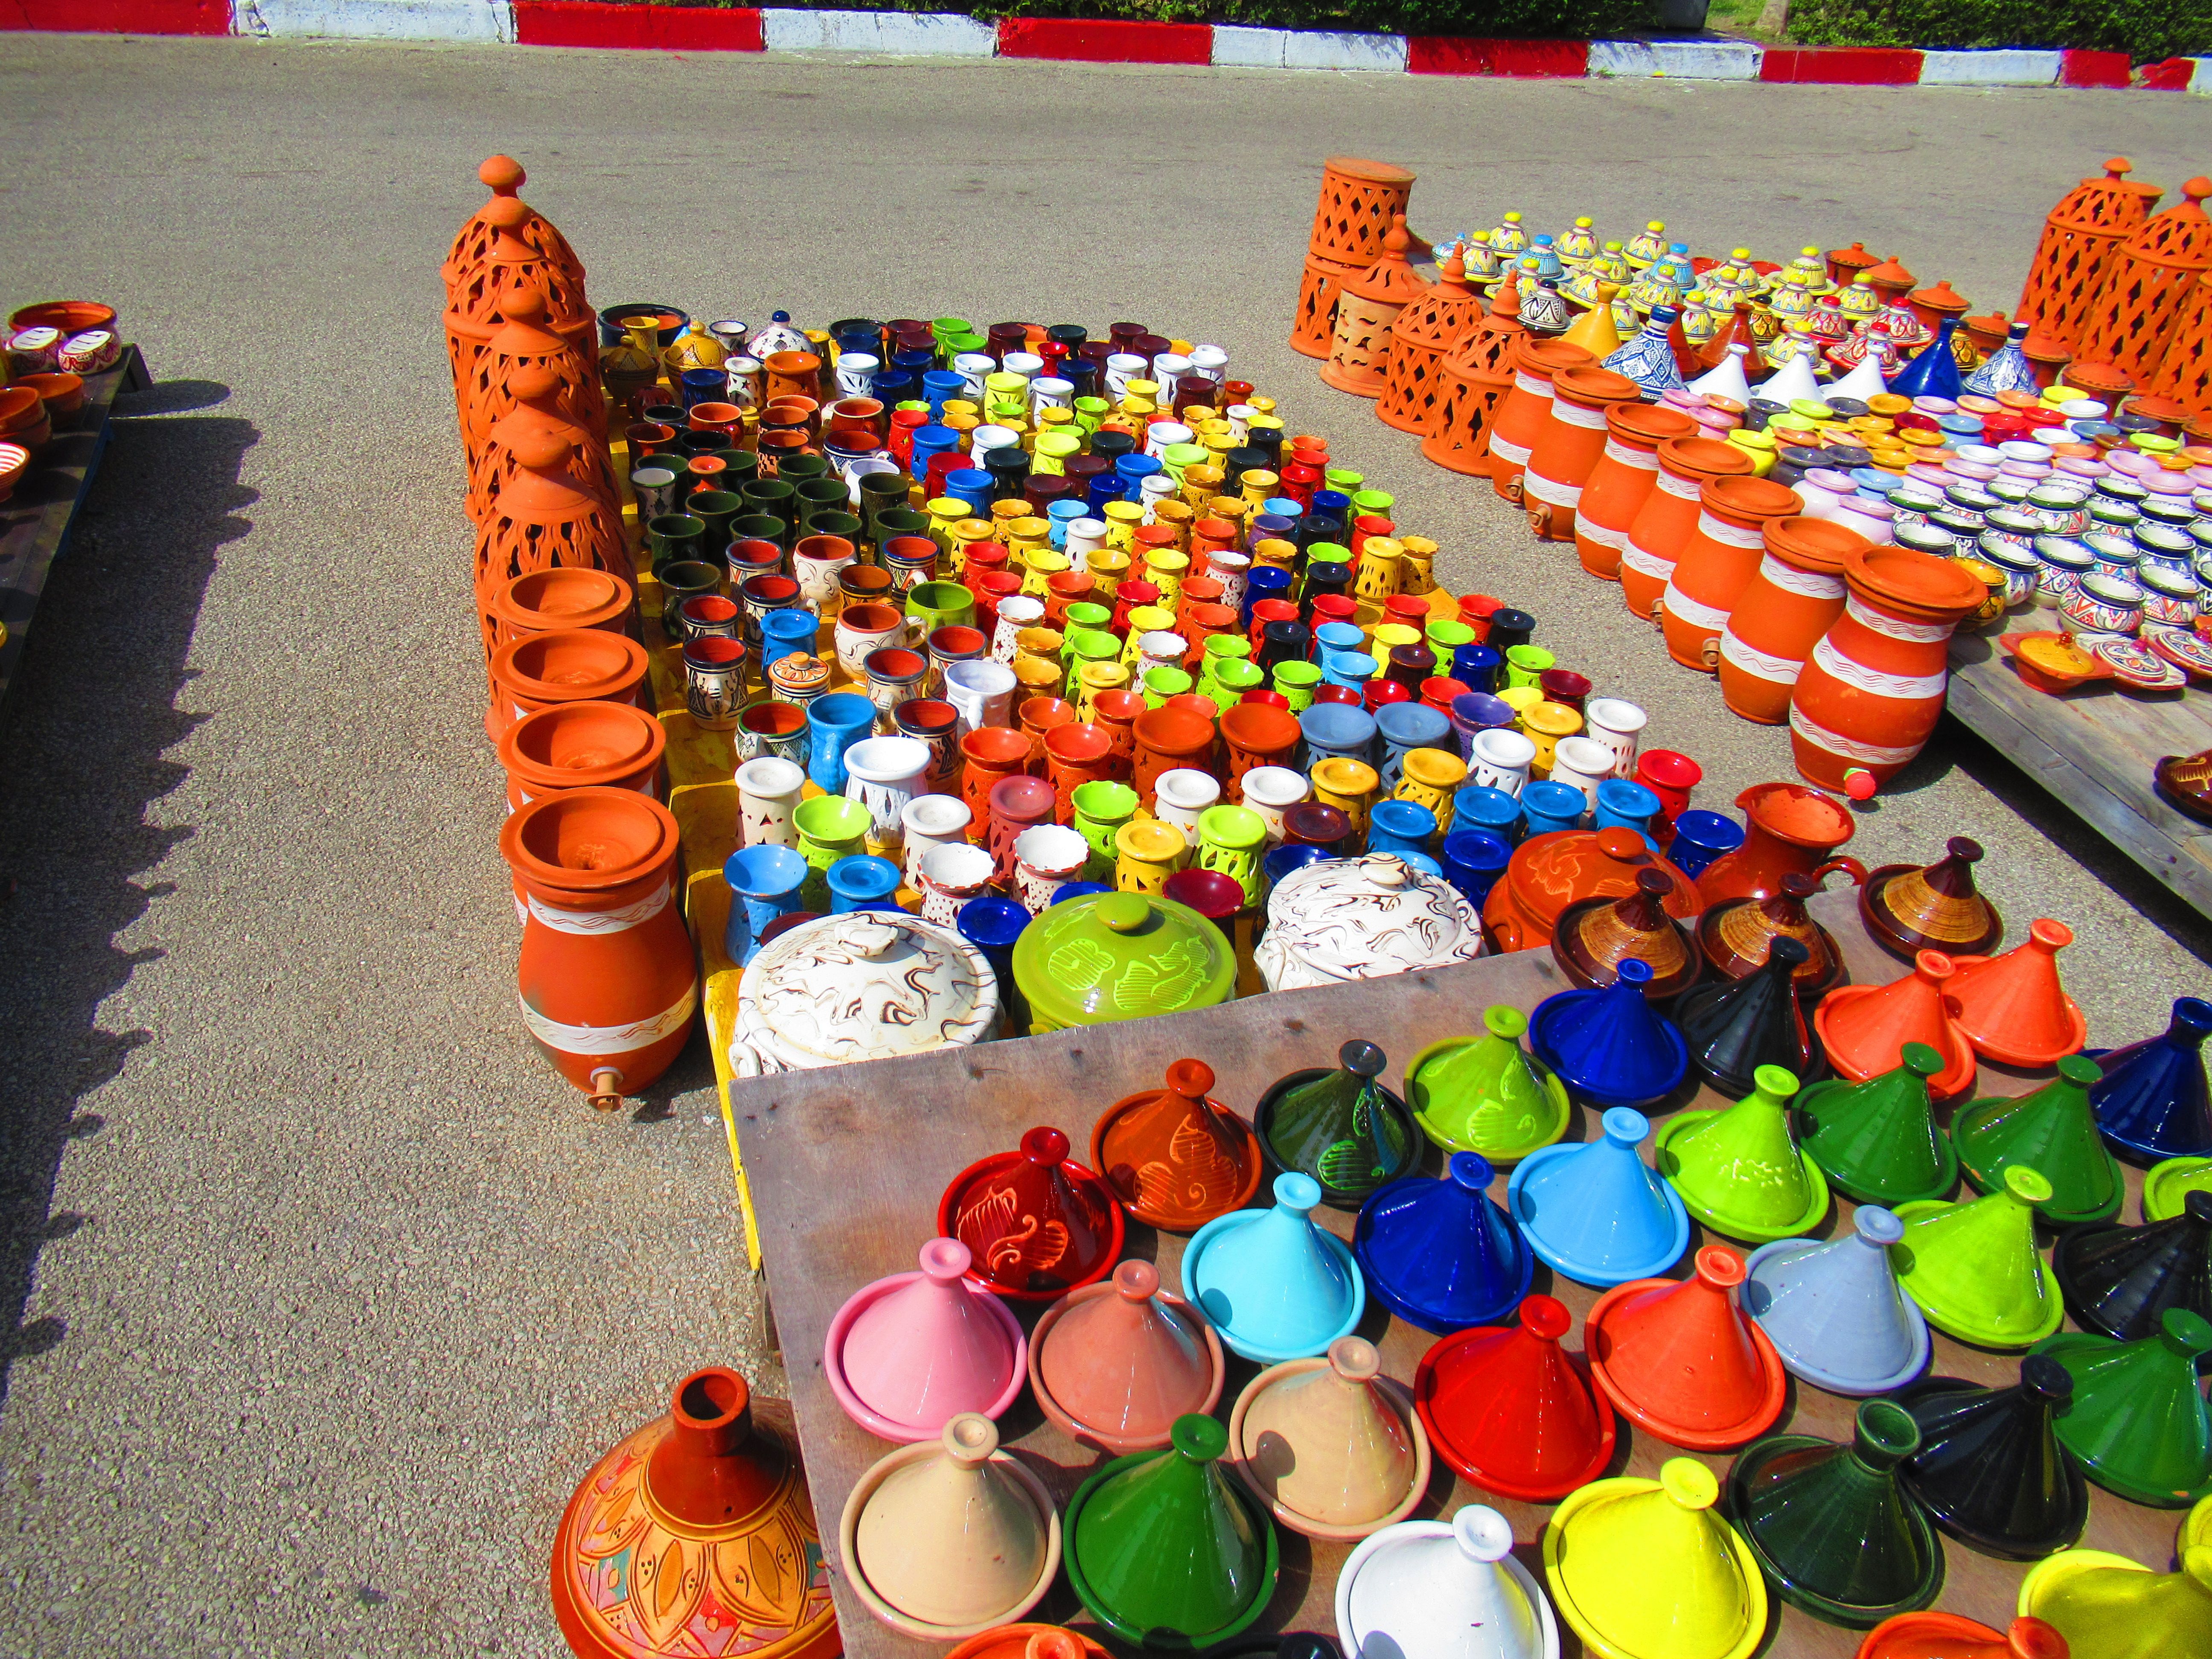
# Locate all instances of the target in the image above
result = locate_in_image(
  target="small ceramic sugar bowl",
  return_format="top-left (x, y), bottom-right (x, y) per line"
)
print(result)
top-left (2060, 571), bottom-right (2144, 640)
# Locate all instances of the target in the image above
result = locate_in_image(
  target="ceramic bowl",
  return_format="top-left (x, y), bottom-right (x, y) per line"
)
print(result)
top-left (8, 300), bottom-right (114, 337)
top-left (15, 371), bottom-right (83, 427)
top-left (729, 911), bottom-right (998, 1074)
top-left (2060, 572), bottom-right (2143, 638)
top-left (0, 442), bottom-right (26, 504)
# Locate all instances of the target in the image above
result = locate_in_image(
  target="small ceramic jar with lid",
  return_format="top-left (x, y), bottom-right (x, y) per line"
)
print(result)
top-left (730, 911), bottom-right (999, 1074)
top-left (1254, 853), bottom-right (1485, 993)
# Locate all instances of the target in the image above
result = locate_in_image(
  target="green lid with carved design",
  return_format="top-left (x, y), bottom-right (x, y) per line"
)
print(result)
top-left (1012, 891), bottom-right (1238, 1031)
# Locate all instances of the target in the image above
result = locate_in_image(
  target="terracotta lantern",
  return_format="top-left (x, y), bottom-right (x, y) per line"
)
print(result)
top-left (443, 154), bottom-right (585, 299)
top-left (470, 365), bottom-right (617, 526)
top-left (1294, 157), bottom-right (1418, 360)
top-left (2017, 158), bottom-right (2163, 350)
top-left (1321, 216), bottom-right (1431, 399)
top-left (1376, 252), bottom-right (1487, 437)
top-left (1293, 253), bottom-right (1367, 361)
top-left (551, 1367), bottom-right (838, 1659)
top-left (2144, 264), bottom-right (2212, 416)
top-left (444, 195), bottom-right (596, 402)
top-left (460, 285), bottom-right (606, 460)
top-left (474, 430), bottom-right (625, 593)
top-left (2074, 178), bottom-right (2212, 385)
top-left (1418, 271), bottom-right (1527, 477)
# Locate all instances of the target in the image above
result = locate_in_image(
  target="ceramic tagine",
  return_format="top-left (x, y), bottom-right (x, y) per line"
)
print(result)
top-left (1337, 1506), bottom-right (1562, 1659)
top-left (1743, 1206), bottom-right (1931, 1397)
top-left (1029, 1259), bottom-right (1226, 1455)
top-left (1012, 892), bottom-right (1238, 1033)
top-left (1354, 1151), bottom-right (1532, 1330)
top-left (1697, 872), bottom-right (1846, 997)
top-left (1509, 1103), bottom-right (1691, 1286)
top-left (1403, 1006), bottom-right (1574, 1164)
top-left (1089, 1058), bottom-right (1265, 1232)
top-left (1484, 826), bottom-right (1700, 954)
top-left (1415, 1293), bottom-right (1618, 1502)
top-left (1550, 868), bottom-right (1704, 999)
top-left (1255, 853), bottom-right (1485, 992)
top-left (840, 1414), bottom-right (1062, 1639)
top-left (824, 1239), bottom-right (1027, 1441)
top-left (551, 1368), bottom-right (838, 1659)
top-left (2018, 1543), bottom-right (2212, 1659)
top-left (730, 912), bottom-right (998, 1075)
top-left (1183, 1172), bottom-right (1365, 1363)
top-left (1254, 1039), bottom-right (1421, 1208)
top-left (1860, 837), bottom-right (2003, 961)
top-left (1584, 1246), bottom-right (1790, 1450)
top-left (936, 1126), bottom-right (1125, 1301)
top-left (1893, 1356), bottom-right (2087, 1561)
top-left (1228, 1336), bottom-right (1429, 1541)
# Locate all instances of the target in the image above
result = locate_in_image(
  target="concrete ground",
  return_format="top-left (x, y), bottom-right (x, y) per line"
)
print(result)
top-left (0, 31), bottom-right (2203, 1656)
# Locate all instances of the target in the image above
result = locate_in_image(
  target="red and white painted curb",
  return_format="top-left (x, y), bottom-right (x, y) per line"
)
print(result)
top-left (5, 0), bottom-right (2205, 91)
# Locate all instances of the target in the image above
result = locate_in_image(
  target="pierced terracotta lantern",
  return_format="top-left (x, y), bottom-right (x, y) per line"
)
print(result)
top-left (1376, 252), bottom-right (1486, 437)
top-left (1321, 215), bottom-right (1431, 399)
top-left (1294, 158), bottom-right (1418, 361)
top-left (2143, 260), bottom-right (2212, 416)
top-left (444, 196), bottom-right (597, 401)
top-left (444, 154), bottom-right (585, 298)
top-left (2072, 177), bottom-right (2212, 383)
top-left (474, 430), bottom-right (625, 592)
top-left (1419, 271), bottom-right (1528, 478)
top-left (460, 284), bottom-right (606, 460)
top-left (551, 1367), bottom-right (837, 1659)
top-left (470, 365), bottom-right (617, 526)
top-left (2017, 158), bottom-right (2163, 351)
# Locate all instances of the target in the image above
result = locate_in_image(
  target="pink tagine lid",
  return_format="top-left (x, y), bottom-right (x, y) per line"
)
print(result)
top-left (828, 1239), bottom-right (1027, 1442)
top-left (1031, 1260), bottom-right (1227, 1454)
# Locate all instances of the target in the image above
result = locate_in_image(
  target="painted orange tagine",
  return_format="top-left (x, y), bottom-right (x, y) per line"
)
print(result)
top-left (552, 1367), bottom-right (838, 1659)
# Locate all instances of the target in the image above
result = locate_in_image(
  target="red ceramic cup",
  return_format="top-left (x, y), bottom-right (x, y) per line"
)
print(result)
top-left (1044, 722), bottom-right (1118, 819)
top-left (1539, 668), bottom-right (1592, 714)
top-left (1422, 676), bottom-right (1471, 711)
top-left (1636, 749), bottom-right (1704, 822)
top-left (1364, 678), bottom-right (1412, 712)
top-left (1020, 697), bottom-right (1078, 749)
top-left (1091, 689), bottom-right (1148, 763)
top-left (1313, 684), bottom-right (1362, 707)
top-left (1131, 705), bottom-right (1217, 809)
top-left (960, 726), bottom-right (1036, 838)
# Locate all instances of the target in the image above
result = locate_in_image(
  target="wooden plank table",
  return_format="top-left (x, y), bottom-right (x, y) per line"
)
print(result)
top-left (0, 347), bottom-right (151, 713)
top-left (1944, 625), bottom-right (2212, 920)
top-left (729, 888), bottom-right (2181, 1659)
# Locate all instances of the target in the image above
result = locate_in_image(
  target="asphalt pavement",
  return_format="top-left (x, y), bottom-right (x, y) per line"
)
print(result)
top-left (0, 31), bottom-right (2204, 1656)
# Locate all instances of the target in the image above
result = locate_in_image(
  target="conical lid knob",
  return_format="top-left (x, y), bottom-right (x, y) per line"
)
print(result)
top-left (1529, 958), bottom-right (1690, 1108)
top-left (1415, 1294), bottom-right (1616, 1501)
top-left (1948, 920), bottom-right (2087, 1068)
top-left (1743, 1205), bottom-right (1930, 1395)
top-left (1036, 1260), bottom-right (1221, 1452)
top-left (1587, 1246), bottom-right (1787, 1449)
top-left (1673, 938), bottom-right (1817, 1098)
top-left (1955, 1055), bottom-right (2124, 1226)
top-left (1728, 1400), bottom-right (1943, 1625)
top-left (1355, 1151), bottom-right (1532, 1330)
top-left (2055, 1188), bottom-right (2212, 1342)
top-left (1507, 1106), bottom-right (1689, 1286)
top-left (1068, 1414), bottom-right (1277, 1646)
top-left (1892, 1167), bottom-right (2062, 1347)
top-left (2022, 1542), bottom-right (2212, 1659)
top-left (1545, 1459), bottom-right (1766, 1659)
top-left (1234, 1337), bottom-right (1420, 1535)
top-left (1185, 1172), bottom-right (1362, 1362)
top-left (837, 1240), bottom-right (1022, 1436)
top-left (1339, 1506), bottom-right (1555, 1659)
top-left (2090, 997), bottom-right (2212, 1164)
top-left (1896, 1355), bottom-right (2087, 1560)
top-left (1816, 949), bottom-right (1976, 1100)
top-left (1656, 1064), bottom-right (1829, 1242)
top-left (1406, 1005), bottom-right (1572, 1163)
top-left (852, 1415), bottom-right (1053, 1630)
top-left (1798, 1042), bottom-right (1958, 1206)
top-left (2036, 1307), bottom-right (2212, 1506)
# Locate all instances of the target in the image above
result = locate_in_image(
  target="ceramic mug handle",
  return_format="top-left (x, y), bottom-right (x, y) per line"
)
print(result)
top-left (1814, 856), bottom-right (1870, 887)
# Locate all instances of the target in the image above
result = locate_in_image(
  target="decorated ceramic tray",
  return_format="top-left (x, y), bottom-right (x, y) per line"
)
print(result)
top-left (2090, 634), bottom-right (2186, 692)
top-left (2145, 624), bottom-right (2212, 683)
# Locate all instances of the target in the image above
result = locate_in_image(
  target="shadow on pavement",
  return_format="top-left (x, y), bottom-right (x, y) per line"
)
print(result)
top-left (0, 396), bottom-right (256, 1408)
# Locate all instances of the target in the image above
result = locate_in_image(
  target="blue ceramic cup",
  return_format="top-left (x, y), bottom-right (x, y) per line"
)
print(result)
top-left (1449, 692), bottom-right (1516, 762)
top-left (723, 844), bottom-right (810, 965)
top-left (1451, 643), bottom-right (1502, 693)
top-left (922, 370), bottom-right (966, 418)
top-left (1322, 650), bottom-right (1377, 690)
top-left (1046, 499), bottom-right (1087, 550)
top-left (759, 606), bottom-right (819, 673)
top-left (1299, 701), bottom-right (1377, 767)
top-left (1261, 843), bottom-right (1336, 904)
top-left (1440, 830), bottom-right (1512, 909)
top-left (946, 468), bottom-right (993, 520)
top-left (1314, 620), bottom-right (1364, 658)
top-left (957, 896), bottom-right (1031, 1035)
top-left (1453, 783), bottom-right (1523, 845)
top-left (1668, 809), bottom-right (1746, 879)
top-left (1521, 780), bottom-right (1588, 839)
top-left (1376, 702), bottom-right (1452, 792)
top-left (806, 692), bottom-right (877, 794)
top-left (679, 367), bottom-right (725, 410)
top-left (1366, 799), bottom-right (1438, 859)
top-left (1243, 564), bottom-right (1292, 629)
top-left (1594, 777), bottom-right (1664, 850)
top-left (827, 854), bottom-right (903, 914)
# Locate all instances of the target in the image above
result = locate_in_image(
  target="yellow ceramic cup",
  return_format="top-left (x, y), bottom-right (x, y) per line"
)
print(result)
top-left (1310, 757), bottom-right (1381, 841)
top-left (1119, 606), bottom-right (1177, 667)
top-left (1151, 501), bottom-right (1195, 549)
top-left (1521, 700), bottom-right (1584, 777)
top-left (1398, 748), bottom-right (1469, 832)
top-left (1499, 685), bottom-right (1544, 726)
top-left (1115, 819), bottom-right (1188, 893)
top-left (1103, 500), bottom-right (1145, 553)
top-left (1725, 430), bottom-right (1778, 477)
top-left (1368, 621), bottom-right (1420, 676)
top-left (1085, 548), bottom-right (1131, 596)
top-left (1076, 659), bottom-right (1132, 719)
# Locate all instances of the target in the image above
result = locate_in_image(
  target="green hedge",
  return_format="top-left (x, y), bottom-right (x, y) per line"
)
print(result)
top-left (1786, 0), bottom-right (2212, 61)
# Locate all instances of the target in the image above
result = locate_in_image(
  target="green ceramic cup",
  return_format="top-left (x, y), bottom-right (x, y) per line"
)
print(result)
top-left (1161, 442), bottom-right (1207, 484)
top-left (1324, 467), bottom-right (1365, 494)
top-left (1272, 659), bottom-right (1322, 713)
top-left (1350, 487), bottom-right (1394, 518)
top-left (1071, 780), bottom-right (1140, 872)
top-left (740, 477), bottom-right (796, 521)
top-left (792, 795), bottom-right (871, 906)
top-left (1504, 643), bottom-right (1556, 691)
top-left (876, 506), bottom-right (933, 546)
top-left (1426, 618), bottom-right (1476, 655)
top-left (777, 452), bottom-right (831, 486)
top-left (905, 580), bottom-right (975, 637)
top-left (732, 511), bottom-right (790, 552)
top-left (1207, 659), bottom-right (1264, 714)
top-left (1143, 666), bottom-right (1193, 708)
top-left (1063, 602), bottom-right (1114, 637)
top-left (792, 477), bottom-right (851, 536)
top-left (645, 512), bottom-right (707, 570)
top-left (687, 489), bottom-right (744, 559)
top-left (808, 509), bottom-right (864, 548)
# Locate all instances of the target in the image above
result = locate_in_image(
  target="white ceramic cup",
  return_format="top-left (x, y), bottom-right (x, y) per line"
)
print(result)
top-left (842, 736), bottom-right (931, 856)
top-left (953, 353), bottom-right (995, 401)
top-left (1065, 519), bottom-right (1107, 565)
top-left (1549, 736), bottom-right (1620, 816)
top-left (1001, 351), bottom-right (1043, 384)
top-left (1470, 728), bottom-right (1537, 798)
top-left (1103, 353), bottom-right (1147, 401)
top-left (1138, 632), bottom-right (1188, 676)
top-left (833, 353), bottom-right (878, 397)
top-left (1029, 376), bottom-right (1074, 414)
top-left (1144, 421), bottom-right (1194, 460)
top-left (1189, 344), bottom-right (1228, 385)
top-left (735, 756), bottom-right (806, 849)
top-left (1013, 824), bottom-right (1089, 914)
top-left (989, 596), bottom-right (1046, 664)
top-left (942, 659), bottom-right (1017, 737)
top-left (1240, 766), bottom-right (1310, 845)
top-left (1582, 697), bottom-right (1647, 774)
top-left (1153, 769), bottom-right (1222, 831)
top-left (900, 794), bottom-right (973, 885)
top-left (917, 840), bottom-right (995, 926)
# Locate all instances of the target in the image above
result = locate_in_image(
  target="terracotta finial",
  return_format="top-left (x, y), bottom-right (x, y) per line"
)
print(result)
top-left (509, 429), bottom-right (572, 473)
top-left (1440, 249), bottom-right (1469, 289)
top-left (1491, 267), bottom-right (1522, 320)
top-left (478, 154), bottom-right (525, 192)
top-left (504, 364), bottom-right (561, 403)
top-left (2104, 157), bottom-right (2133, 179)
top-left (1382, 213), bottom-right (1412, 258)
top-left (502, 283), bottom-right (548, 322)
top-left (483, 195), bottom-right (533, 229)
top-left (2186, 178), bottom-right (2212, 205)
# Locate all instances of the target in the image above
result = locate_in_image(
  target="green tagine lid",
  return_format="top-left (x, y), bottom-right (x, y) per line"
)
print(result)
top-left (2033, 1309), bottom-right (2212, 1508)
top-left (2143, 1157), bottom-right (2212, 1222)
top-left (1795, 1042), bottom-right (1958, 1207)
top-left (1012, 892), bottom-right (1237, 1031)
top-left (1066, 1413), bottom-right (1280, 1649)
top-left (1406, 1006), bottom-right (1574, 1163)
top-left (1655, 1065), bottom-right (1830, 1244)
top-left (1890, 1167), bottom-right (2064, 1348)
top-left (1952, 1054), bottom-right (2124, 1227)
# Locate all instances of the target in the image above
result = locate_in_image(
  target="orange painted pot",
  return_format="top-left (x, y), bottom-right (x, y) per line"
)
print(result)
top-left (1619, 437), bottom-right (1755, 624)
top-left (960, 726), bottom-right (1036, 841)
top-left (1218, 702), bottom-right (1301, 800)
top-left (1659, 475), bottom-right (1804, 673)
top-left (1044, 722), bottom-right (1118, 821)
top-left (1695, 780), bottom-right (1867, 906)
top-left (1091, 689), bottom-right (1148, 767)
top-left (1577, 403), bottom-right (1700, 580)
top-left (1486, 339), bottom-right (1593, 506)
top-left (500, 789), bottom-right (696, 1107)
top-left (498, 699), bottom-right (667, 813)
top-left (1790, 547), bottom-right (1985, 790)
top-left (1131, 707), bottom-right (1217, 809)
top-left (763, 350), bottom-right (823, 404)
top-left (1718, 516), bottom-right (1869, 725)
top-left (484, 564), bottom-right (634, 669)
top-left (487, 628), bottom-right (651, 743)
top-left (1522, 365), bottom-right (1642, 544)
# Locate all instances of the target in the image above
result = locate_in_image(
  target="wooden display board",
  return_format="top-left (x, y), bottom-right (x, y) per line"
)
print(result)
top-left (728, 889), bottom-right (2179, 1659)
top-left (1945, 627), bottom-right (2212, 921)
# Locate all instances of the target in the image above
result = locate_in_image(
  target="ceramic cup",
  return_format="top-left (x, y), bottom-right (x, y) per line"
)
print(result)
top-left (1548, 735), bottom-right (1620, 816)
top-left (841, 735), bottom-right (932, 857)
top-left (1239, 765), bottom-right (1310, 845)
top-left (1152, 768), bottom-right (1222, 832)
top-left (834, 602), bottom-right (908, 681)
top-left (1071, 780), bottom-right (1140, 874)
top-left (899, 793), bottom-right (973, 885)
top-left (917, 840), bottom-right (996, 926)
top-left (1583, 697), bottom-right (1647, 774)
top-left (1310, 756), bottom-right (1381, 841)
top-left (722, 843), bottom-right (809, 966)
top-left (735, 756), bottom-right (806, 849)
top-left (1115, 819), bottom-right (1188, 893)
top-left (1470, 728), bottom-right (1537, 798)
top-left (942, 658), bottom-right (1018, 738)
top-left (1013, 824), bottom-right (1090, 914)
top-left (735, 700), bottom-right (809, 770)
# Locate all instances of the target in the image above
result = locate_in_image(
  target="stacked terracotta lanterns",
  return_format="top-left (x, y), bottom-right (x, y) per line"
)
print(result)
top-left (1291, 159), bottom-right (1419, 361)
top-left (445, 157), bottom-right (696, 1114)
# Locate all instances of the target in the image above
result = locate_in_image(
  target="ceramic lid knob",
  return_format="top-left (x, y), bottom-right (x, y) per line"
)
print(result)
top-left (1274, 1171), bottom-right (1321, 1214)
top-left (483, 195), bottom-right (532, 229)
top-left (1853, 1205), bottom-right (1905, 1247)
top-left (1453, 1504), bottom-right (1516, 1564)
top-left (479, 154), bottom-right (524, 190)
top-left (1449, 1152), bottom-right (1495, 1191)
top-left (506, 364), bottom-right (561, 402)
top-left (1660, 1457), bottom-right (1720, 1511)
top-left (1600, 1106), bottom-right (1650, 1147)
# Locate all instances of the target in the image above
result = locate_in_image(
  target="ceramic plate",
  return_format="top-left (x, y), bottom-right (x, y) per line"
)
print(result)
top-left (2091, 635), bottom-right (2184, 691)
top-left (2145, 625), bottom-right (2212, 683)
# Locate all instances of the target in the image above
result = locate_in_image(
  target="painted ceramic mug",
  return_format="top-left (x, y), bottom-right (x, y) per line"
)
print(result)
top-left (1310, 756), bottom-right (1381, 841)
top-left (834, 602), bottom-right (908, 681)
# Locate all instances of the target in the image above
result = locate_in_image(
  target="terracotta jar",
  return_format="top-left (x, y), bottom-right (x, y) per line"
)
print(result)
top-left (1790, 546), bottom-right (1986, 790)
top-left (551, 1367), bottom-right (837, 1659)
top-left (1575, 402), bottom-right (1697, 580)
top-left (1694, 780), bottom-right (1868, 906)
top-left (483, 563), bottom-right (633, 669)
top-left (488, 627), bottom-right (652, 743)
top-left (1522, 365), bottom-right (1642, 544)
top-left (1717, 516), bottom-right (1869, 725)
top-left (458, 284), bottom-right (605, 464)
top-left (498, 699), bottom-right (666, 812)
top-left (468, 364), bottom-right (617, 526)
top-left (1485, 338), bottom-right (1595, 506)
top-left (500, 789), bottom-right (696, 1107)
top-left (473, 430), bottom-right (625, 594)
top-left (1659, 476), bottom-right (1804, 672)
top-left (1481, 825), bottom-right (1700, 955)
top-left (1419, 272), bottom-right (1528, 478)
top-left (1619, 437), bottom-right (1755, 623)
